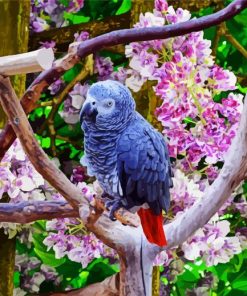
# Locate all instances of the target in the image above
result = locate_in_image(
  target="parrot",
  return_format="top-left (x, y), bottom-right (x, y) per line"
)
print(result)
top-left (79, 80), bottom-right (173, 247)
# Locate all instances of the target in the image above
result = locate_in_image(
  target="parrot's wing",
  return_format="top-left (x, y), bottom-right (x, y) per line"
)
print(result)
top-left (117, 121), bottom-right (173, 215)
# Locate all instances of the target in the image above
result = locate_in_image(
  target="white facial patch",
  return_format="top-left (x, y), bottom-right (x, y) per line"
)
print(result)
top-left (97, 99), bottom-right (115, 115)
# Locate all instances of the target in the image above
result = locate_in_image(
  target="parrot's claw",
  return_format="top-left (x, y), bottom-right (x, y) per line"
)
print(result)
top-left (105, 200), bottom-right (123, 221)
top-left (105, 200), bottom-right (115, 211)
top-left (102, 191), bottom-right (112, 199)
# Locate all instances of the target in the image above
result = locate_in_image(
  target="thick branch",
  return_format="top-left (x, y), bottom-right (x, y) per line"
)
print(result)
top-left (0, 48), bottom-right (54, 75)
top-left (0, 0), bottom-right (246, 161)
top-left (165, 94), bottom-right (247, 248)
top-left (0, 201), bottom-right (78, 223)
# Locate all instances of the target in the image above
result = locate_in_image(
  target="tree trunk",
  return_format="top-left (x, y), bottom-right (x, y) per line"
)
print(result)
top-left (0, 0), bottom-right (30, 128)
top-left (0, 1), bottom-right (30, 295)
top-left (0, 230), bottom-right (16, 296)
top-left (118, 238), bottom-right (158, 296)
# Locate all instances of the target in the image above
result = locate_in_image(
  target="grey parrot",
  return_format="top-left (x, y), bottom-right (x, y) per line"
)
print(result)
top-left (80, 80), bottom-right (173, 246)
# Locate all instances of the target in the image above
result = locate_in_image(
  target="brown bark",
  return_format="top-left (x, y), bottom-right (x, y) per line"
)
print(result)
top-left (168, 0), bottom-right (223, 11)
top-left (0, 0), bottom-right (30, 128)
top-left (0, 201), bottom-right (78, 223)
top-left (37, 274), bottom-right (119, 296)
top-left (0, 2), bottom-right (30, 296)
top-left (0, 229), bottom-right (16, 296)
top-left (29, 12), bottom-right (130, 52)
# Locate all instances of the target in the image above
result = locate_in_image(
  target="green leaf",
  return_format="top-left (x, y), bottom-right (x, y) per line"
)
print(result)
top-left (63, 11), bottom-right (90, 24)
top-left (34, 248), bottom-right (66, 267)
top-left (63, 64), bottom-right (83, 83)
top-left (70, 271), bottom-right (89, 289)
top-left (234, 10), bottom-right (247, 26)
top-left (116, 0), bottom-right (131, 15)
top-left (232, 280), bottom-right (247, 290)
top-left (33, 232), bottom-right (66, 267)
top-left (13, 272), bottom-right (20, 287)
top-left (86, 258), bottom-right (117, 285)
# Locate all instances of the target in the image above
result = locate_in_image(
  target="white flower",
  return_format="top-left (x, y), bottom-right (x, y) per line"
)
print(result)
top-left (13, 288), bottom-right (27, 296)
top-left (71, 94), bottom-right (85, 109)
top-left (125, 70), bottom-right (146, 92)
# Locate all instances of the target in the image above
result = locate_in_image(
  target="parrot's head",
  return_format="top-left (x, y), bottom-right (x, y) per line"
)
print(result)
top-left (80, 80), bottom-right (136, 130)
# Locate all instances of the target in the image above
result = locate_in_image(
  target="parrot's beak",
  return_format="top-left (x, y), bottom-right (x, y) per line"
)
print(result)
top-left (80, 102), bottom-right (98, 123)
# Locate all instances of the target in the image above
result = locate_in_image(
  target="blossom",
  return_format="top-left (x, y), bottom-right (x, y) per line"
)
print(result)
top-left (31, 17), bottom-right (50, 32)
top-left (182, 221), bottom-right (242, 266)
top-left (74, 31), bottom-right (89, 42)
top-left (94, 56), bottom-right (113, 79)
top-left (59, 83), bottom-right (89, 124)
top-left (154, 0), bottom-right (168, 13)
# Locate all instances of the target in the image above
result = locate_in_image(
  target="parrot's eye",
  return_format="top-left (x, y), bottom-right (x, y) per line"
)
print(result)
top-left (107, 101), bottom-right (113, 107)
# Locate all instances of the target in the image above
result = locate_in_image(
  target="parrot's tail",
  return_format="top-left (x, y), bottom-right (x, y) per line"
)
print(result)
top-left (137, 208), bottom-right (167, 247)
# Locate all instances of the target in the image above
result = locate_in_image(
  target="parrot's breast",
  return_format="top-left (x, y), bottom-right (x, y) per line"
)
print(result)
top-left (81, 125), bottom-right (123, 199)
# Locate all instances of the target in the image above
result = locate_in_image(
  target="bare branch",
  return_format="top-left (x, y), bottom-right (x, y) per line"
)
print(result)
top-left (0, 48), bottom-right (54, 75)
top-left (0, 201), bottom-right (78, 223)
top-left (165, 94), bottom-right (247, 248)
top-left (0, 0), bottom-right (246, 161)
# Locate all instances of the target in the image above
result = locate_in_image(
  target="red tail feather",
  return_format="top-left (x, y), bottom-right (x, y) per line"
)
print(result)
top-left (137, 208), bottom-right (167, 247)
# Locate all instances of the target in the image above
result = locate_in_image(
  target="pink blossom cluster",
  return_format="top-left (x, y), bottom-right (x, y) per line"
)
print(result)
top-left (43, 223), bottom-right (116, 268)
top-left (168, 169), bottom-right (247, 266)
top-left (122, 1), bottom-right (242, 173)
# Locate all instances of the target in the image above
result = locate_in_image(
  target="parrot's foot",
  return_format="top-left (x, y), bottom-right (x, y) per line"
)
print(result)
top-left (105, 199), bottom-right (123, 221)
top-left (102, 191), bottom-right (113, 200)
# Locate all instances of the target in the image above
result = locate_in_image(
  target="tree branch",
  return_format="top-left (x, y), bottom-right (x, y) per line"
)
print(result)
top-left (0, 48), bottom-right (54, 76)
top-left (0, 201), bottom-right (78, 223)
top-left (0, 0), bottom-right (246, 161)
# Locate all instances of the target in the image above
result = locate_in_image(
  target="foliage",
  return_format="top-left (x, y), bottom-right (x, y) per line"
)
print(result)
top-left (0, 0), bottom-right (246, 294)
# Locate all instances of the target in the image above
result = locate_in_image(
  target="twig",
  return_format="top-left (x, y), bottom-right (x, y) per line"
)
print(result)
top-left (223, 23), bottom-right (247, 59)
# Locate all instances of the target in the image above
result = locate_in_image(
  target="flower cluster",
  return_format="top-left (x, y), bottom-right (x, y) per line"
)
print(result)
top-left (0, 140), bottom-right (46, 203)
top-left (123, 1), bottom-right (242, 172)
top-left (182, 220), bottom-right (242, 266)
top-left (43, 226), bottom-right (116, 268)
top-left (15, 253), bottom-right (61, 293)
top-left (30, 0), bottom-right (85, 32)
